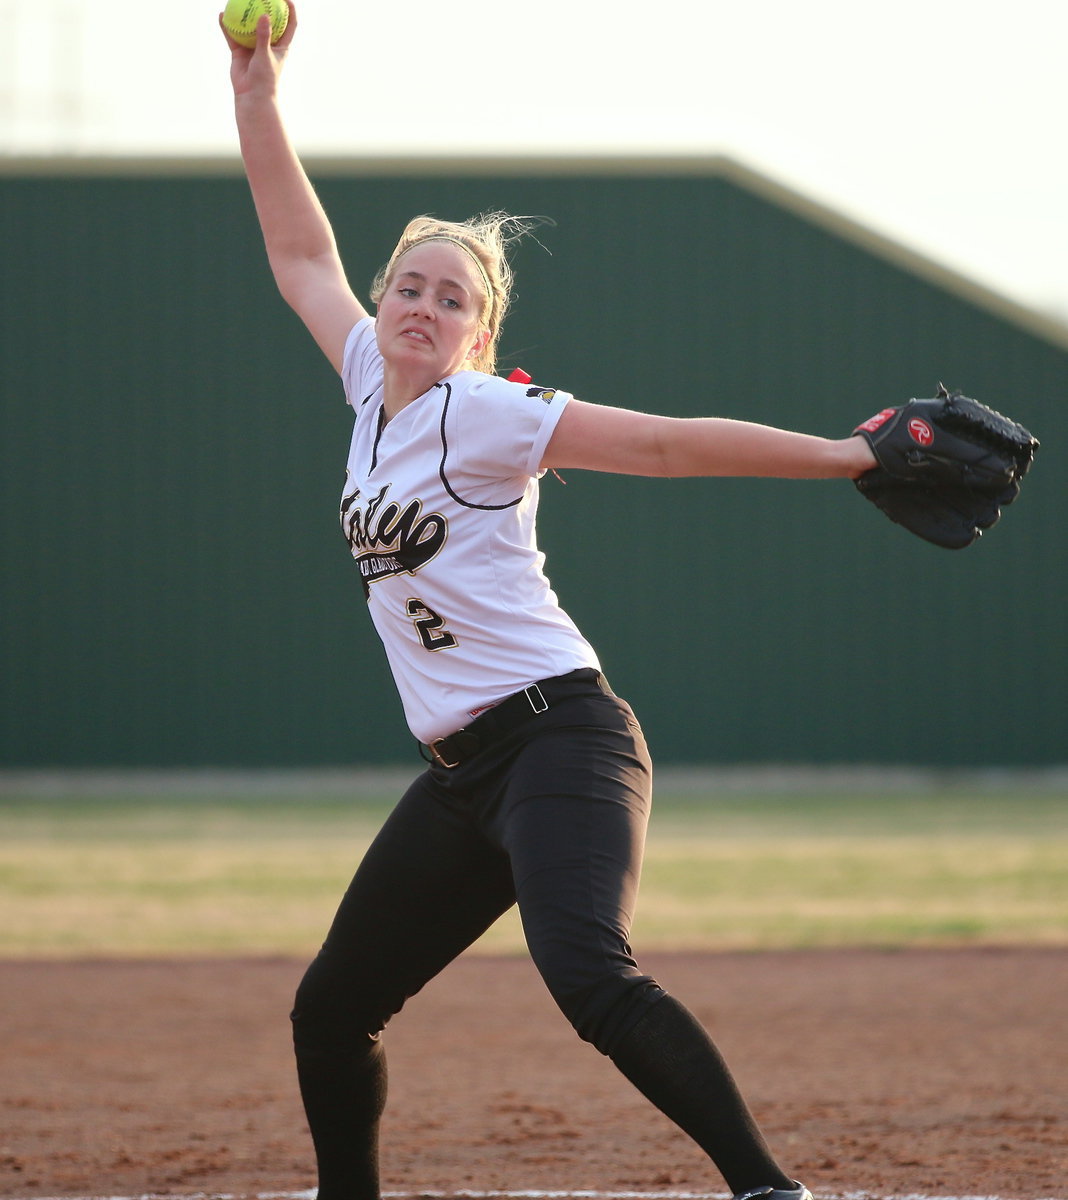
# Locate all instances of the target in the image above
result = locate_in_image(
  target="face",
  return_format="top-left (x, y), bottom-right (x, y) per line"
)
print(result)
top-left (374, 241), bottom-right (489, 382)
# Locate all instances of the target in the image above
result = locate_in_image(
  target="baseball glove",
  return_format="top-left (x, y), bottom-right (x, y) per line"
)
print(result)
top-left (852, 385), bottom-right (1038, 549)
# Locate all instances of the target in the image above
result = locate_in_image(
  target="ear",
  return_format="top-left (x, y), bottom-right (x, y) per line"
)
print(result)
top-left (467, 328), bottom-right (491, 360)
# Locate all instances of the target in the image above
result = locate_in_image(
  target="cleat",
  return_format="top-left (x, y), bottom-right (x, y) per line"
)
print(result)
top-left (732, 1184), bottom-right (813, 1200)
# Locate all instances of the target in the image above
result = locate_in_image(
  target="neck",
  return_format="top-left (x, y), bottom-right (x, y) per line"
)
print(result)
top-left (380, 362), bottom-right (442, 422)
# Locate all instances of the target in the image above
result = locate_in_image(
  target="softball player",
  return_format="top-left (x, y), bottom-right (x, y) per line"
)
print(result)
top-left (224, 10), bottom-right (876, 1200)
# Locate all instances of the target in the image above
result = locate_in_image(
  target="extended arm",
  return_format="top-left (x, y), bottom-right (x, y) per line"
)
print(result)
top-left (223, 5), bottom-right (367, 372)
top-left (543, 399), bottom-right (876, 479)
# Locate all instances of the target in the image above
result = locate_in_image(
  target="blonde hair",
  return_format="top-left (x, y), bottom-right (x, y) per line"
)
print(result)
top-left (370, 212), bottom-right (545, 375)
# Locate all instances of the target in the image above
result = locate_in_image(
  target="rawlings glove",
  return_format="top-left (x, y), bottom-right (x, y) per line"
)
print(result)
top-left (853, 385), bottom-right (1038, 549)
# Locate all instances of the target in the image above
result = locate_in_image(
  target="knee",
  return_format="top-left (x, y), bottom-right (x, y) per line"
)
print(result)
top-left (548, 968), bottom-right (666, 1057)
top-left (290, 949), bottom-right (388, 1053)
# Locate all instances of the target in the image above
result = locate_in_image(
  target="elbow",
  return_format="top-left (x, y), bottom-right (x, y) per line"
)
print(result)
top-left (270, 257), bottom-right (319, 316)
top-left (645, 419), bottom-right (696, 477)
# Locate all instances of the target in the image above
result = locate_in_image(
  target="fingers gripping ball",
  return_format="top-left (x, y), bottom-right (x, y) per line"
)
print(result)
top-left (852, 384), bottom-right (1039, 549)
top-left (222, 0), bottom-right (289, 47)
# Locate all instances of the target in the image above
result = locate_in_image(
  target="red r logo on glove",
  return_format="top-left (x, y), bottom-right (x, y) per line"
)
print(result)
top-left (908, 417), bottom-right (934, 446)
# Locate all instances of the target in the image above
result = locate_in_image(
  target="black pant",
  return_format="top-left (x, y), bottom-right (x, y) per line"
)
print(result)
top-left (291, 674), bottom-right (793, 1198)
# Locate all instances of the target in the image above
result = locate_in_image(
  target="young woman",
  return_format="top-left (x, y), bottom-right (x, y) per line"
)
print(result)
top-left (223, 9), bottom-right (877, 1200)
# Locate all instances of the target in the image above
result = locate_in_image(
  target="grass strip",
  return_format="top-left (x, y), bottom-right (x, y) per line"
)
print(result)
top-left (1, 784), bottom-right (1065, 956)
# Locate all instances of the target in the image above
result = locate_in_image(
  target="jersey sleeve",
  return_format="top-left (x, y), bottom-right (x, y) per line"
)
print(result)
top-left (449, 375), bottom-right (572, 478)
top-left (340, 318), bottom-right (383, 408)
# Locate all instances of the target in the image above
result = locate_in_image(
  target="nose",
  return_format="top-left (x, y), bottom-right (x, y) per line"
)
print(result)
top-left (408, 292), bottom-right (433, 319)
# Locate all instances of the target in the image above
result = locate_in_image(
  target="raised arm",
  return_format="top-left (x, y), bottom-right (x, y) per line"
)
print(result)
top-left (543, 399), bottom-right (877, 479)
top-left (222, 4), bottom-right (367, 373)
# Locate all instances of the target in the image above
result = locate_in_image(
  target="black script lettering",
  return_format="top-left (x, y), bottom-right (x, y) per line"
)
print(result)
top-left (342, 483), bottom-right (448, 586)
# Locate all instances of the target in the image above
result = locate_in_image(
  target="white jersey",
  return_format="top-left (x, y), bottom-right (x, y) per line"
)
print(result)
top-left (340, 318), bottom-right (600, 744)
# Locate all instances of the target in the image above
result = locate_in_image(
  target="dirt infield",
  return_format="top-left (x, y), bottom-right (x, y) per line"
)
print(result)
top-left (1, 949), bottom-right (1063, 1200)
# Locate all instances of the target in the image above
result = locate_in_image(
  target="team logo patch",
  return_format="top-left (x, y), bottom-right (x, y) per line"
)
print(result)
top-left (526, 386), bottom-right (556, 404)
top-left (907, 417), bottom-right (934, 446)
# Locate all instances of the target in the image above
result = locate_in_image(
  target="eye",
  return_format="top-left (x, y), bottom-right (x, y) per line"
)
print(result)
top-left (398, 285), bottom-right (419, 298)
top-left (441, 297), bottom-right (461, 310)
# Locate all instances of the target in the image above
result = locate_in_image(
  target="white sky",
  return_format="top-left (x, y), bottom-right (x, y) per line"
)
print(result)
top-left (3, 0), bottom-right (1067, 325)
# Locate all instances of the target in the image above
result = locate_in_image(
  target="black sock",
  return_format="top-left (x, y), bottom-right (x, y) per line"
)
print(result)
top-left (294, 1033), bottom-right (387, 1200)
top-left (609, 993), bottom-right (794, 1194)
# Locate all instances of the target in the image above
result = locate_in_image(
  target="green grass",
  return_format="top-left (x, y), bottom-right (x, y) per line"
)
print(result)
top-left (1, 774), bottom-right (1066, 956)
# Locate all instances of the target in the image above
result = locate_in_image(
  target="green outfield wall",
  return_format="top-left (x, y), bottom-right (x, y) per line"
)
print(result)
top-left (2, 158), bottom-right (1065, 768)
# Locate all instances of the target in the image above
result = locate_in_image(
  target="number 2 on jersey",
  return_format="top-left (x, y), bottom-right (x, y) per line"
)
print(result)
top-left (406, 598), bottom-right (458, 652)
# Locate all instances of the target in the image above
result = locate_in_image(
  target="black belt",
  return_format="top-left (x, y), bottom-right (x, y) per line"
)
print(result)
top-left (425, 667), bottom-right (603, 769)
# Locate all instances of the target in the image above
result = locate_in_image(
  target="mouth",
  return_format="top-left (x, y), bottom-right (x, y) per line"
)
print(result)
top-left (401, 327), bottom-right (432, 345)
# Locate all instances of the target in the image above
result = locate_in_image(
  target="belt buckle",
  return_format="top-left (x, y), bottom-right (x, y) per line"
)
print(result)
top-left (524, 683), bottom-right (549, 713)
top-left (429, 737), bottom-right (461, 769)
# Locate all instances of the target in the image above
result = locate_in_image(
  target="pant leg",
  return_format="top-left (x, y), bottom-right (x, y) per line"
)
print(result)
top-left (488, 692), bottom-right (664, 1052)
top-left (481, 689), bottom-right (795, 1194)
top-left (291, 770), bottom-right (517, 1200)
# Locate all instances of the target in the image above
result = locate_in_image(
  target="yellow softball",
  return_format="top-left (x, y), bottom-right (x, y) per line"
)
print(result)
top-left (221, 0), bottom-right (289, 48)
